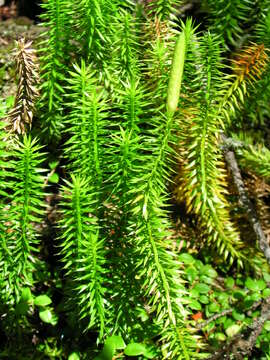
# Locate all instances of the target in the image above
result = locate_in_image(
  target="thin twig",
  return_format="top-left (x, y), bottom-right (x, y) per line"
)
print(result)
top-left (197, 309), bottom-right (233, 330)
top-left (222, 134), bottom-right (270, 264)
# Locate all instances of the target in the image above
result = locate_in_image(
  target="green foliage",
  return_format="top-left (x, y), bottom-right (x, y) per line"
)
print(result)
top-left (59, 174), bottom-right (107, 335)
top-left (145, 0), bottom-right (183, 21)
top-left (109, 8), bottom-right (141, 84)
top-left (0, 121), bottom-right (11, 305)
top-left (255, 0), bottom-right (270, 48)
top-left (223, 44), bottom-right (269, 129)
top-left (72, 0), bottom-right (109, 62)
top-left (94, 335), bottom-right (157, 359)
top-left (0, 135), bottom-right (46, 303)
top-left (63, 60), bottom-right (108, 186)
top-left (1, 0), bottom-right (270, 359)
top-left (237, 141), bottom-right (270, 181)
top-left (176, 32), bottom-right (245, 265)
top-left (203, 0), bottom-right (253, 49)
top-left (38, 0), bottom-right (72, 139)
top-left (239, 6), bottom-right (270, 128)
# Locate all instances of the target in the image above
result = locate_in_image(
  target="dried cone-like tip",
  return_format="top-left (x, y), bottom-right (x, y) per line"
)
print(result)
top-left (8, 38), bottom-right (39, 134)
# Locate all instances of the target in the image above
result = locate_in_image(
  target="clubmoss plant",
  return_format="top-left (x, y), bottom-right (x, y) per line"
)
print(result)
top-left (1, 0), bottom-right (270, 358)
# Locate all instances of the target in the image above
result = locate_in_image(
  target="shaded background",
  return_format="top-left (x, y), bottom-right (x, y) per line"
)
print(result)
top-left (1, 0), bottom-right (41, 21)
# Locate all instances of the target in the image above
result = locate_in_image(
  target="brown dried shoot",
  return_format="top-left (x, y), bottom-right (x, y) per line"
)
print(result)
top-left (8, 38), bottom-right (39, 134)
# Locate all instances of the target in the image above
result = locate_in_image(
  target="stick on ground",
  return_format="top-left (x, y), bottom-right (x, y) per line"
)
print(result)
top-left (222, 134), bottom-right (270, 264)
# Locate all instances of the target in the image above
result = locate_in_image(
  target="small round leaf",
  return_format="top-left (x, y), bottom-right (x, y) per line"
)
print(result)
top-left (68, 352), bottom-right (80, 360)
top-left (193, 283), bottom-right (210, 294)
top-left (263, 288), bottom-right (270, 298)
top-left (124, 343), bottom-right (146, 356)
top-left (245, 278), bottom-right (265, 292)
top-left (200, 295), bottom-right (209, 304)
top-left (215, 333), bottom-right (226, 341)
top-left (201, 265), bottom-right (217, 278)
top-left (179, 253), bottom-right (195, 264)
top-left (225, 324), bottom-right (241, 337)
top-left (186, 267), bottom-right (198, 282)
top-left (106, 336), bottom-right (125, 350)
top-left (39, 309), bottom-right (58, 326)
top-left (21, 288), bottom-right (33, 302)
top-left (208, 303), bottom-right (220, 313)
top-left (232, 310), bottom-right (245, 321)
top-left (189, 299), bottom-right (202, 311)
top-left (264, 321), bottom-right (270, 331)
top-left (263, 272), bottom-right (270, 282)
top-left (34, 295), bottom-right (52, 307)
